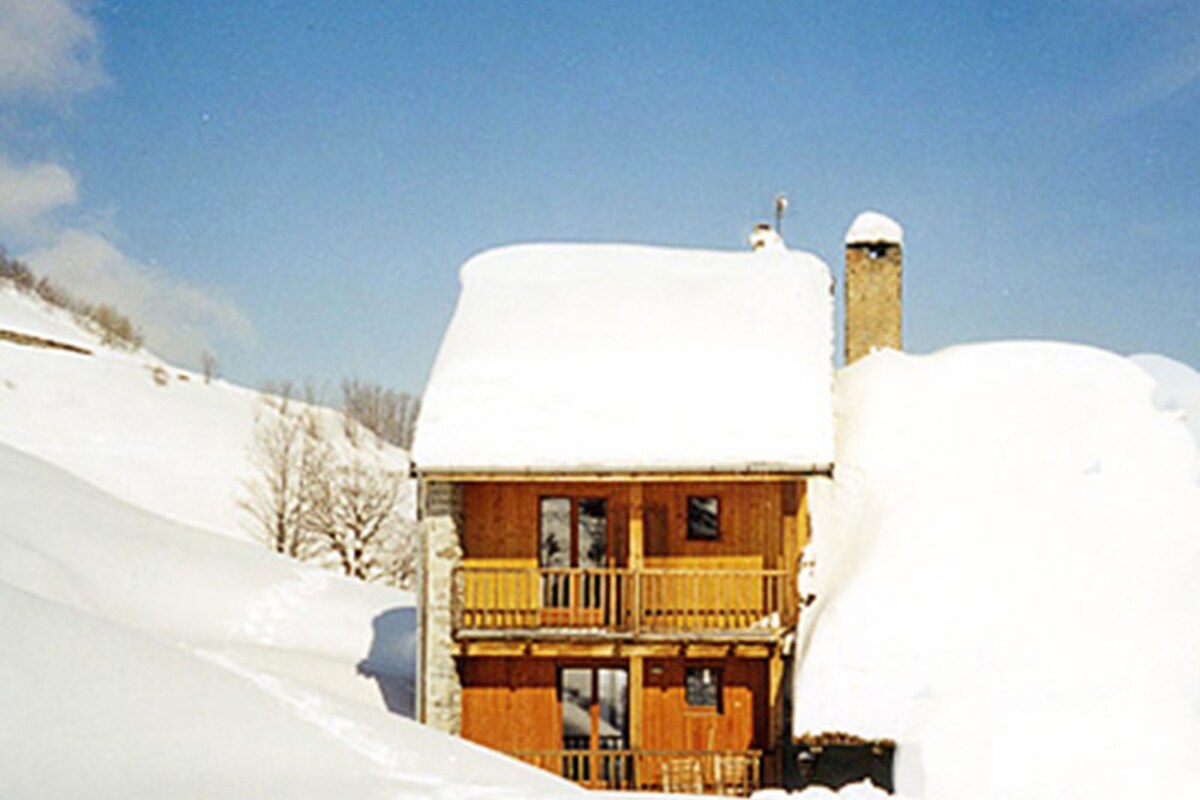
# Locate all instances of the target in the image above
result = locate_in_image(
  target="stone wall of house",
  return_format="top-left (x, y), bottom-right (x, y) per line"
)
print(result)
top-left (418, 481), bottom-right (463, 735)
top-left (844, 242), bottom-right (903, 364)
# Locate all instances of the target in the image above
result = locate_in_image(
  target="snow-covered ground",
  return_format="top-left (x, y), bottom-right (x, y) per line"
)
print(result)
top-left (0, 284), bottom-right (413, 541)
top-left (8, 274), bottom-right (1200, 798)
top-left (0, 442), bottom-right (579, 799)
top-left (0, 282), bottom-right (579, 798)
top-left (793, 342), bottom-right (1200, 799)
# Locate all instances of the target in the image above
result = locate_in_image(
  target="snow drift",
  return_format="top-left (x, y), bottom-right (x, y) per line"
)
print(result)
top-left (0, 283), bottom-right (577, 798)
top-left (0, 442), bottom-right (577, 799)
top-left (793, 342), bottom-right (1200, 799)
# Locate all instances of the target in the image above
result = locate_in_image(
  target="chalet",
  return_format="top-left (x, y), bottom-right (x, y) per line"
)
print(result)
top-left (412, 217), bottom-right (902, 795)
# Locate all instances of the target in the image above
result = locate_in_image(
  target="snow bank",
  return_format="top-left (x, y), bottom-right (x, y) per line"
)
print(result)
top-left (0, 442), bottom-right (577, 799)
top-left (414, 243), bottom-right (834, 474)
top-left (1132, 352), bottom-right (1200, 467)
top-left (750, 782), bottom-right (896, 799)
top-left (0, 283), bottom-right (105, 351)
top-left (793, 342), bottom-right (1200, 799)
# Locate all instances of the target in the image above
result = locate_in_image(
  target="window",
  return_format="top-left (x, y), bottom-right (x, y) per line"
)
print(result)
top-left (685, 667), bottom-right (721, 709)
top-left (539, 497), bottom-right (608, 568)
top-left (686, 496), bottom-right (720, 540)
top-left (540, 497), bottom-right (609, 610)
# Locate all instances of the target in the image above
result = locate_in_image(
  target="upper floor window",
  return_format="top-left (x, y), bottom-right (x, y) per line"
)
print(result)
top-left (686, 496), bottom-right (720, 540)
top-left (540, 496), bottom-right (608, 568)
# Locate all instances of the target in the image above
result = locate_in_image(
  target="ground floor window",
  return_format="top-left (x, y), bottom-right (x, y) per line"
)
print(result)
top-left (559, 666), bottom-right (629, 786)
top-left (560, 666), bottom-right (628, 750)
top-left (685, 666), bottom-right (722, 709)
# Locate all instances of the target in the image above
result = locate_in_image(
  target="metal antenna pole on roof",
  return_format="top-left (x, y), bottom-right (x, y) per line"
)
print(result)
top-left (774, 193), bottom-right (788, 235)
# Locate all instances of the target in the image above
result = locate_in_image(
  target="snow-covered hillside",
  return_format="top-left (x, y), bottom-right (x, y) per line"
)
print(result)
top-left (0, 284), bottom-right (413, 541)
top-left (793, 342), bottom-right (1200, 799)
top-left (0, 442), bottom-right (579, 799)
top-left (0, 283), bottom-right (579, 798)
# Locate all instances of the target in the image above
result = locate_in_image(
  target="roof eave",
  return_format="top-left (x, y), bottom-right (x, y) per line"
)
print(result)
top-left (413, 462), bottom-right (835, 482)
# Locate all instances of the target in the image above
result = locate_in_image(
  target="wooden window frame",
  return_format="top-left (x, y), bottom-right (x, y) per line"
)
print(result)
top-left (557, 663), bottom-right (630, 750)
top-left (685, 495), bottom-right (721, 541)
top-left (539, 495), bottom-right (611, 568)
top-left (684, 665), bottom-right (723, 713)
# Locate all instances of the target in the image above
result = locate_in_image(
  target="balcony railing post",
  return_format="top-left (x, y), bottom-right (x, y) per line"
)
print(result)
top-left (631, 569), bottom-right (642, 634)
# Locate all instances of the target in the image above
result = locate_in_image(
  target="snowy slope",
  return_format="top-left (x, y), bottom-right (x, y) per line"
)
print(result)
top-left (0, 283), bottom-right (582, 797)
top-left (0, 442), bottom-right (578, 799)
top-left (0, 284), bottom-right (412, 541)
top-left (792, 343), bottom-right (1200, 799)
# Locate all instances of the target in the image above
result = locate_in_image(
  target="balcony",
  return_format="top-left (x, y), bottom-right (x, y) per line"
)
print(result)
top-left (510, 747), bottom-right (763, 795)
top-left (452, 566), bottom-right (794, 638)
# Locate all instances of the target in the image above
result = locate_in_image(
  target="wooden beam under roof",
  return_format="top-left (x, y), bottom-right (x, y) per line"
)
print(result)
top-left (416, 467), bottom-right (833, 483)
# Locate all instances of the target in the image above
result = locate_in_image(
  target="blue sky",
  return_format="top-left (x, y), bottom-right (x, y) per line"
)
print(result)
top-left (1, 0), bottom-right (1198, 393)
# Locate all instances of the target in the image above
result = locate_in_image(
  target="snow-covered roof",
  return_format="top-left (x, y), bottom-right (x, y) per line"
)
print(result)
top-left (413, 243), bottom-right (835, 475)
top-left (845, 211), bottom-right (904, 247)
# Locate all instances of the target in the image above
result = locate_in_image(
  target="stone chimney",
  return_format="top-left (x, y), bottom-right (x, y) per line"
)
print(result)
top-left (844, 211), bottom-right (903, 364)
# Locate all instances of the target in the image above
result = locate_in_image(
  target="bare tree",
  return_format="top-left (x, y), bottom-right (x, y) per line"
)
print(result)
top-left (243, 382), bottom-right (417, 588)
top-left (341, 378), bottom-right (420, 450)
top-left (307, 454), bottom-right (414, 585)
top-left (201, 351), bottom-right (218, 384)
top-left (240, 389), bottom-right (329, 559)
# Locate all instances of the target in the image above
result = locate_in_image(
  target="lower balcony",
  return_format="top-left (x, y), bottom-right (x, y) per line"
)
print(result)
top-left (452, 566), bottom-right (794, 637)
top-left (510, 747), bottom-right (764, 795)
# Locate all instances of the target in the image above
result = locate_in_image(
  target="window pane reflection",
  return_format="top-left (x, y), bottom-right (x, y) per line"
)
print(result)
top-left (540, 497), bottom-right (571, 567)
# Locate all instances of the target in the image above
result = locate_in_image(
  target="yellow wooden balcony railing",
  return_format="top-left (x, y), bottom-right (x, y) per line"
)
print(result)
top-left (451, 566), bottom-right (794, 634)
top-left (509, 748), bottom-right (763, 795)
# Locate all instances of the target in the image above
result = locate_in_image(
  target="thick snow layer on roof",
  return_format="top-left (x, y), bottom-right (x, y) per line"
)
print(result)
top-left (792, 342), bottom-right (1200, 799)
top-left (413, 243), bottom-right (834, 473)
top-left (0, 443), bottom-right (576, 799)
top-left (844, 212), bottom-right (903, 246)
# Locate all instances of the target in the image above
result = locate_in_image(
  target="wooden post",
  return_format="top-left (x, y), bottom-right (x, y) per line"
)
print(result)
top-left (629, 483), bottom-right (644, 568)
top-left (629, 654), bottom-right (644, 751)
top-left (768, 647), bottom-right (785, 784)
top-left (629, 483), bottom-right (644, 633)
top-left (628, 484), bottom-right (646, 760)
top-left (781, 480), bottom-right (803, 626)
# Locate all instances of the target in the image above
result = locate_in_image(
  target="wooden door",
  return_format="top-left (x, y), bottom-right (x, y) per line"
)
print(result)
top-left (559, 665), bottom-right (629, 787)
top-left (540, 496), bottom-right (609, 624)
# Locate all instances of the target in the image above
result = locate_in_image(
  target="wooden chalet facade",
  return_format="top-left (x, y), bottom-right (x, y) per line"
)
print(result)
top-left (413, 242), bottom-right (836, 795)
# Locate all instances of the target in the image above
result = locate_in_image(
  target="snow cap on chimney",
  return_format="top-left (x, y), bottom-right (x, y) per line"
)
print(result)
top-left (749, 223), bottom-right (786, 252)
top-left (845, 211), bottom-right (904, 247)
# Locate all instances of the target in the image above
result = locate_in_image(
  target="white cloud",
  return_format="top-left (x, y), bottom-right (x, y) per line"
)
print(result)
top-left (0, 155), bottom-right (255, 366)
top-left (23, 229), bottom-right (255, 367)
top-left (0, 0), bottom-right (106, 97)
top-left (1129, 26), bottom-right (1200, 107)
top-left (0, 8), bottom-right (252, 367)
top-left (0, 158), bottom-right (78, 238)
top-left (1090, 0), bottom-right (1200, 118)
